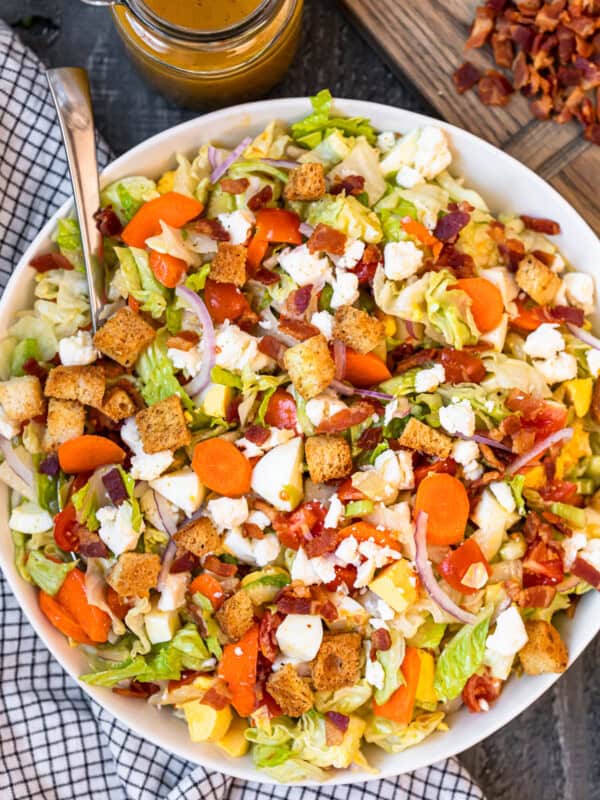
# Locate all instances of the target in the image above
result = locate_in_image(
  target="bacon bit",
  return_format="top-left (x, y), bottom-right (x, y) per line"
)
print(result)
top-left (166, 330), bottom-right (200, 351)
top-left (276, 594), bottom-right (312, 615)
top-left (435, 243), bottom-right (476, 277)
top-left (463, 670), bottom-right (503, 712)
top-left (371, 628), bottom-right (392, 658)
top-left (78, 529), bottom-right (110, 558)
top-left (193, 218), bottom-right (230, 241)
top-left (94, 206), bottom-right (123, 237)
top-left (549, 305), bottom-right (585, 326)
top-left (572, 556), bottom-right (600, 589)
top-left (254, 267), bottom-right (279, 285)
top-left (441, 348), bottom-right (487, 383)
top-left (479, 70), bottom-right (515, 105)
top-left (492, 32), bottom-right (515, 66)
top-left (354, 244), bottom-right (383, 285)
top-left (113, 680), bottom-right (159, 699)
top-left (317, 600), bottom-right (338, 622)
top-left (479, 443), bottom-right (508, 471)
top-left (518, 583), bottom-right (557, 607)
top-left (315, 401), bottom-right (375, 434)
top-left (584, 123), bottom-right (600, 144)
top-left (220, 177), bottom-right (249, 194)
top-left (284, 285), bottom-right (313, 318)
top-left (329, 175), bottom-right (365, 196)
top-left (304, 527), bottom-right (340, 558)
top-left (258, 335), bottom-right (287, 367)
top-left (467, 6), bottom-right (496, 47)
top-left (357, 426), bottom-right (383, 451)
top-left (393, 347), bottom-right (439, 374)
top-left (204, 554), bottom-right (238, 577)
top-left (241, 522), bottom-right (264, 541)
top-left (171, 551), bottom-right (200, 574)
top-left (520, 214), bottom-right (561, 234)
top-left (253, 499), bottom-right (279, 522)
top-left (468, 469), bottom-right (503, 490)
top-left (453, 61), bottom-right (483, 93)
top-left (249, 185), bottom-right (274, 213)
top-left (244, 425), bottom-right (270, 445)
top-left (279, 316), bottom-right (320, 341)
top-left (259, 610), bottom-right (284, 661)
top-left (307, 223), bottom-right (348, 255)
top-left (513, 50), bottom-right (531, 88)
top-left (325, 715), bottom-right (346, 746)
top-left (511, 23), bottom-right (536, 51)
top-left (433, 211), bottom-right (471, 243)
top-left (29, 252), bottom-right (74, 273)
top-left (22, 358), bottom-right (48, 382)
top-left (202, 680), bottom-right (232, 710)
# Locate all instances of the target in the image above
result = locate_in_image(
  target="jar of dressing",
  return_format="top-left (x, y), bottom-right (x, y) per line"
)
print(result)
top-left (85, 0), bottom-right (304, 108)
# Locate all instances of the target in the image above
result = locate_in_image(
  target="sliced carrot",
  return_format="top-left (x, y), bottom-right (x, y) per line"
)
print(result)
top-left (246, 234), bottom-right (269, 273)
top-left (127, 295), bottom-right (141, 313)
top-left (510, 300), bottom-right (544, 332)
top-left (189, 573), bottom-right (225, 610)
top-left (401, 218), bottom-right (443, 259)
top-left (122, 192), bottom-right (203, 248)
top-left (455, 277), bottom-right (504, 333)
top-left (338, 521), bottom-right (399, 550)
top-left (192, 438), bottom-right (252, 497)
top-left (58, 435), bottom-right (125, 474)
top-left (39, 591), bottom-right (94, 645)
top-left (56, 569), bottom-right (111, 643)
top-left (254, 209), bottom-right (302, 244)
top-left (149, 251), bottom-right (187, 288)
top-left (373, 646), bottom-right (421, 724)
top-left (344, 348), bottom-right (392, 388)
top-left (414, 472), bottom-right (469, 545)
top-left (218, 623), bottom-right (259, 716)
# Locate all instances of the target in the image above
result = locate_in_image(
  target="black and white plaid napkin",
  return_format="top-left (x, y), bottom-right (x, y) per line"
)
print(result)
top-left (0, 20), bottom-right (485, 799)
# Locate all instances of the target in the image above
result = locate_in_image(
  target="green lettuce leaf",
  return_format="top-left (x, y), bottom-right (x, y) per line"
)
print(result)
top-left (27, 550), bottom-right (77, 595)
top-left (169, 623), bottom-right (211, 670)
top-left (34, 454), bottom-right (59, 514)
top-left (185, 263), bottom-right (211, 292)
top-left (408, 618), bottom-right (447, 649)
top-left (425, 270), bottom-right (479, 349)
top-left (10, 338), bottom-right (41, 377)
top-left (314, 681), bottom-right (372, 714)
top-left (100, 176), bottom-right (158, 223)
top-left (53, 218), bottom-right (83, 269)
top-left (80, 656), bottom-right (147, 687)
top-left (364, 711), bottom-right (445, 753)
top-left (374, 630), bottom-right (406, 705)
top-left (136, 329), bottom-right (194, 410)
top-left (307, 194), bottom-right (382, 243)
top-left (117, 467), bottom-right (143, 532)
top-left (12, 531), bottom-right (31, 583)
top-left (291, 89), bottom-right (377, 146)
top-left (71, 480), bottom-right (100, 531)
top-left (434, 615), bottom-right (491, 702)
top-left (113, 246), bottom-right (170, 319)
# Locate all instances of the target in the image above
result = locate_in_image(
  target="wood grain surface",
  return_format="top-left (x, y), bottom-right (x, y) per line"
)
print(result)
top-left (3, 1), bottom-right (600, 798)
top-left (341, 0), bottom-right (600, 231)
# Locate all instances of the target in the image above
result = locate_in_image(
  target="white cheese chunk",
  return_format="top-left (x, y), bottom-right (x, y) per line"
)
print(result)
top-left (276, 614), bottom-right (323, 662)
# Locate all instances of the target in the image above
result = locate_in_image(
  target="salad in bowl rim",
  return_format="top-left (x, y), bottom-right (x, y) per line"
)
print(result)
top-left (1, 92), bottom-right (600, 784)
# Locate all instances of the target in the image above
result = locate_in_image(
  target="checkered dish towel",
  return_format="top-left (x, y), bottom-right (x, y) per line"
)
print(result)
top-left (0, 20), bottom-right (486, 800)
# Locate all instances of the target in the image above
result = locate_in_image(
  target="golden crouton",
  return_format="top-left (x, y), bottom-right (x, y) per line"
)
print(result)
top-left (209, 243), bottom-right (247, 287)
top-left (333, 306), bottom-right (385, 355)
top-left (135, 395), bottom-right (191, 454)
top-left (45, 365), bottom-right (105, 408)
top-left (216, 590), bottom-right (255, 641)
top-left (43, 399), bottom-right (85, 452)
top-left (174, 516), bottom-right (221, 558)
top-left (107, 552), bottom-right (161, 598)
top-left (516, 254), bottom-right (562, 305)
top-left (398, 417), bottom-right (452, 459)
top-left (312, 633), bottom-right (362, 691)
top-left (266, 664), bottom-right (314, 717)
top-left (283, 334), bottom-right (336, 400)
top-left (519, 620), bottom-right (568, 675)
top-left (0, 375), bottom-right (45, 423)
top-left (101, 386), bottom-right (137, 422)
top-left (93, 307), bottom-right (155, 368)
top-left (284, 163), bottom-right (326, 201)
top-left (305, 435), bottom-right (352, 483)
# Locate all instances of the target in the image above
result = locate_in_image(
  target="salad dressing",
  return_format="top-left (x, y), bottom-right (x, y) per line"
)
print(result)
top-left (142, 0), bottom-right (263, 31)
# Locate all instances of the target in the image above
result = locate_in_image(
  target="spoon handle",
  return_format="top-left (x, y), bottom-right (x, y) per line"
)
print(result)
top-left (47, 67), bottom-right (104, 331)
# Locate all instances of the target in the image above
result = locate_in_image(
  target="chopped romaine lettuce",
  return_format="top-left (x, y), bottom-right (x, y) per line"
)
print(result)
top-left (425, 270), bottom-right (479, 349)
top-left (374, 630), bottom-right (406, 705)
top-left (10, 338), bottom-right (41, 376)
top-left (27, 550), bottom-right (76, 595)
top-left (100, 176), bottom-right (158, 223)
top-left (307, 194), bottom-right (382, 243)
top-left (364, 711), bottom-right (445, 753)
top-left (136, 329), bottom-right (194, 410)
top-left (112, 246), bottom-right (170, 319)
top-left (434, 614), bottom-right (491, 702)
top-left (291, 89), bottom-right (377, 146)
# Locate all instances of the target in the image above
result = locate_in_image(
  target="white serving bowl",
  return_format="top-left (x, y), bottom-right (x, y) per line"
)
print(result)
top-left (1, 98), bottom-right (599, 785)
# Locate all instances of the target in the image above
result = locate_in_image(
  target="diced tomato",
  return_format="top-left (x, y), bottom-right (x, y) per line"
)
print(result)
top-left (254, 209), bottom-right (302, 244)
top-left (337, 478), bottom-right (367, 502)
top-left (506, 389), bottom-right (568, 443)
top-left (272, 502), bottom-right (327, 551)
top-left (246, 234), bottom-right (269, 273)
top-left (510, 301), bottom-right (546, 332)
top-left (315, 401), bottom-right (374, 434)
top-left (53, 504), bottom-right (80, 553)
top-left (522, 540), bottom-right (564, 587)
top-left (106, 586), bottom-right (131, 620)
top-left (325, 564), bottom-right (357, 591)
top-left (204, 279), bottom-right (250, 324)
top-left (439, 538), bottom-right (491, 595)
top-left (413, 458), bottom-right (457, 487)
top-left (264, 388), bottom-right (297, 430)
top-left (462, 669), bottom-right (502, 712)
top-left (440, 348), bottom-right (486, 384)
top-left (539, 480), bottom-right (578, 503)
top-left (149, 251), bottom-right (187, 288)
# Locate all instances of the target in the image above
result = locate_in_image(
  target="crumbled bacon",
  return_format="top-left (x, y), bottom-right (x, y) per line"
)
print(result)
top-left (463, 670), bottom-right (503, 712)
top-left (479, 69), bottom-right (515, 104)
top-left (521, 214), bottom-right (561, 233)
top-left (492, 31), bottom-right (515, 66)
top-left (29, 252), bottom-right (74, 273)
top-left (94, 206), bottom-right (123, 237)
top-left (453, 61), bottom-right (483, 93)
top-left (113, 680), bottom-right (159, 699)
top-left (244, 425), bottom-right (270, 445)
top-left (317, 600), bottom-right (339, 622)
top-left (572, 556), bottom-right (600, 588)
top-left (357, 426), bottom-right (383, 451)
top-left (315, 401), bottom-right (375, 434)
top-left (498, 237), bottom-right (526, 270)
top-left (307, 223), bottom-right (348, 255)
top-left (171, 551), bottom-right (200, 574)
top-left (433, 211), bottom-right (471, 242)
top-left (78, 529), bottom-right (110, 558)
top-left (204, 554), bottom-right (238, 577)
top-left (278, 316), bottom-right (320, 341)
top-left (284, 285), bottom-right (313, 318)
top-left (440, 348), bottom-right (487, 383)
top-left (276, 593), bottom-right (312, 615)
top-left (254, 267), bottom-right (280, 285)
top-left (548, 304), bottom-right (585, 325)
top-left (258, 335), bottom-right (287, 367)
top-left (467, 6), bottom-right (496, 47)
top-left (220, 177), bottom-right (249, 194)
top-left (167, 330), bottom-right (200, 351)
top-left (22, 358), bottom-right (48, 382)
top-left (248, 185), bottom-right (273, 212)
top-left (329, 174), bottom-right (365, 196)
top-left (435, 244), bottom-right (476, 277)
top-left (202, 680), bottom-right (232, 710)
top-left (259, 610), bottom-right (283, 661)
top-left (371, 628), bottom-right (392, 658)
top-left (193, 218), bottom-right (230, 240)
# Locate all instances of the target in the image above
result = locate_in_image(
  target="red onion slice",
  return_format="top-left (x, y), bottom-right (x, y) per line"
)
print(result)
top-left (414, 511), bottom-right (477, 625)
top-left (210, 137), bottom-right (252, 184)
top-left (175, 285), bottom-right (216, 399)
top-left (457, 432), bottom-right (514, 454)
top-left (154, 490), bottom-right (179, 536)
top-left (0, 437), bottom-right (34, 487)
top-left (299, 222), bottom-right (314, 238)
top-left (333, 339), bottom-right (346, 381)
top-left (567, 323), bottom-right (600, 351)
top-left (157, 538), bottom-right (177, 592)
top-left (506, 427), bottom-right (573, 475)
top-left (329, 379), bottom-right (394, 402)
top-left (329, 379), bottom-right (356, 396)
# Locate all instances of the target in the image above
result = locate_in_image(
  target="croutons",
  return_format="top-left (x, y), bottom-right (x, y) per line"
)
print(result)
top-left (312, 633), bottom-right (362, 691)
top-left (266, 664), bottom-right (314, 717)
top-left (519, 620), bottom-right (568, 675)
top-left (0, 375), bottom-right (45, 423)
top-left (305, 435), bottom-right (352, 483)
top-left (333, 306), bottom-right (385, 355)
top-left (174, 516), bottom-right (221, 558)
top-left (93, 307), bottom-right (155, 368)
top-left (209, 242), bottom-right (247, 287)
top-left (107, 552), bottom-right (161, 598)
top-left (284, 163), bottom-right (326, 201)
top-left (43, 399), bottom-right (85, 452)
top-left (216, 590), bottom-right (255, 641)
top-left (135, 395), bottom-right (191, 454)
top-left (516, 254), bottom-right (562, 305)
top-left (398, 417), bottom-right (453, 459)
top-left (101, 386), bottom-right (137, 422)
top-left (45, 365), bottom-right (105, 408)
top-left (283, 334), bottom-right (336, 400)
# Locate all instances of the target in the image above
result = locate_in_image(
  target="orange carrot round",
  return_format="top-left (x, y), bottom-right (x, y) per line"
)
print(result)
top-left (39, 591), bottom-right (94, 644)
top-left (122, 192), bottom-right (204, 248)
top-left (189, 573), bottom-right (225, 610)
top-left (338, 521), bottom-right (399, 550)
top-left (455, 277), bottom-right (504, 333)
top-left (192, 438), bottom-right (252, 497)
top-left (344, 348), bottom-right (392, 387)
top-left (218, 624), bottom-right (259, 716)
top-left (149, 251), bottom-right (188, 288)
top-left (58, 435), bottom-right (125, 474)
top-left (373, 646), bottom-right (421, 723)
top-left (414, 472), bottom-right (470, 545)
top-left (56, 569), bottom-right (111, 643)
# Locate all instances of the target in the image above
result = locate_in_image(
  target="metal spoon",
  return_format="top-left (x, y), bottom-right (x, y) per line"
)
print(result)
top-left (47, 67), bottom-right (104, 331)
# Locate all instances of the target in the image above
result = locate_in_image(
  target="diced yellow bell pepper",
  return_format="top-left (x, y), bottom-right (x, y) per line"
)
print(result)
top-left (182, 700), bottom-right (232, 743)
top-left (376, 312), bottom-right (397, 338)
top-left (202, 383), bottom-right (234, 418)
top-left (523, 465), bottom-right (546, 490)
top-left (415, 650), bottom-right (437, 706)
top-left (564, 378), bottom-right (593, 418)
top-left (217, 715), bottom-right (249, 758)
top-left (157, 170), bottom-right (175, 194)
top-left (555, 421), bottom-right (591, 480)
top-left (369, 559), bottom-right (418, 614)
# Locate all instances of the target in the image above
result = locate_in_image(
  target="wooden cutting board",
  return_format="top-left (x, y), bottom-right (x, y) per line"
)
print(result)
top-left (339, 0), bottom-right (600, 231)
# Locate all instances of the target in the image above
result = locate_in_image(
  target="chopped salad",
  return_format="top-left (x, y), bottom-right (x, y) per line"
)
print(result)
top-left (3, 90), bottom-right (600, 781)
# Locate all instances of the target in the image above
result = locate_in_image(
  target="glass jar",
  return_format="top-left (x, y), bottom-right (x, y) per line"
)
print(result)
top-left (90, 0), bottom-right (303, 108)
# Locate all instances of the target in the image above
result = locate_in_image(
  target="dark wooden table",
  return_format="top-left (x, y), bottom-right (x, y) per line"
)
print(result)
top-left (3, 2), bottom-right (600, 798)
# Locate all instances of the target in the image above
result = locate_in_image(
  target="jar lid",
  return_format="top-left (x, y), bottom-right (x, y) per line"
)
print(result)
top-left (132, 0), bottom-right (271, 36)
